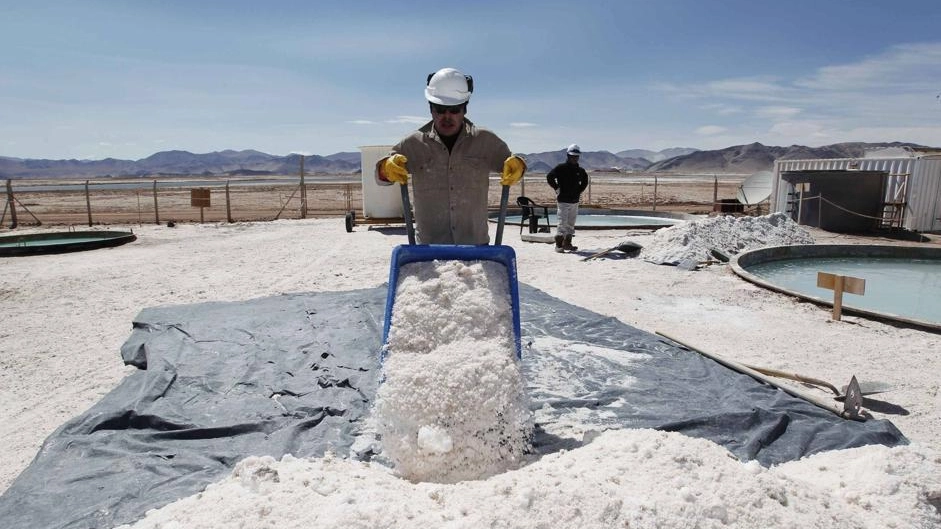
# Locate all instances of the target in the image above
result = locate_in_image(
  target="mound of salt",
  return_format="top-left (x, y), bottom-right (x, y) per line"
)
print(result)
top-left (639, 212), bottom-right (814, 265)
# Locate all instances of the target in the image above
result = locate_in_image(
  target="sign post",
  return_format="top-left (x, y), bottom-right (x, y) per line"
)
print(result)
top-left (817, 271), bottom-right (866, 321)
top-left (191, 188), bottom-right (211, 223)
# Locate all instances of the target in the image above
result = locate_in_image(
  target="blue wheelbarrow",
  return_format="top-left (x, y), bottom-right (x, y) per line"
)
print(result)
top-left (381, 183), bottom-right (522, 360)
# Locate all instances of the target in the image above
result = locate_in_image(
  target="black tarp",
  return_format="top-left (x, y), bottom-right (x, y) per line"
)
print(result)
top-left (0, 284), bottom-right (906, 529)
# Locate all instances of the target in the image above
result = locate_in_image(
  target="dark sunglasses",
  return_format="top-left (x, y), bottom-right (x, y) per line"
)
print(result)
top-left (431, 103), bottom-right (465, 115)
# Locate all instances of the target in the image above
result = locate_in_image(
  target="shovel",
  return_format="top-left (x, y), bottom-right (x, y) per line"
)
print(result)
top-left (382, 182), bottom-right (521, 360)
top-left (656, 331), bottom-right (868, 420)
top-left (742, 364), bottom-right (867, 418)
top-left (741, 364), bottom-right (891, 400)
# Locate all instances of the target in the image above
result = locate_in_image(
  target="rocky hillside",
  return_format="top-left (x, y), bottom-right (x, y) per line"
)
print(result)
top-left (0, 150), bottom-right (361, 179)
top-left (0, 142), bottom-right (933, 179)
top-left (523, 149), bottom-right (659, 173)
top-left (646, 142), bottom-right (929, 174)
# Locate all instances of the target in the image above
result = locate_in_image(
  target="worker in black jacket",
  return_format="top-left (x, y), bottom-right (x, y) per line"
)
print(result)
top-left (546, 144), bottom-right (589, 252)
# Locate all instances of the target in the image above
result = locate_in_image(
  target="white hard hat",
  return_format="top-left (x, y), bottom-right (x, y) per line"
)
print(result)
top-left (425, 68), bottom-right (473, 105)
top-left (567, 144), bottom-right (581, 156)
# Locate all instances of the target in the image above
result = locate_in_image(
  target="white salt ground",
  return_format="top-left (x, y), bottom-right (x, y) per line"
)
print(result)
top-left (375, 260), bottom-right (533, 483)
top-left (3, 217), bottom-right (941, 528)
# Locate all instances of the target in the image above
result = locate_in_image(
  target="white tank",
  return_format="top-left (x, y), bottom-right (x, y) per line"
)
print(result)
top-left (359, 145), bottom-right (404, 219)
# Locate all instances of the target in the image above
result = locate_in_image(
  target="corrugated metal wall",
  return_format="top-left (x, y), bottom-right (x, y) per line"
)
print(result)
top-left (909, 157), bottom-right (941, 232)
top-left (772, 156), bottom-right (941, 232)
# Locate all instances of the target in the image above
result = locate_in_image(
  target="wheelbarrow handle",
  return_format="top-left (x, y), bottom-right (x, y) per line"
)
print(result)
top-left (400, 182), bottom-right (416, 245)
top-left (494, 185), bottom-right (510, 246)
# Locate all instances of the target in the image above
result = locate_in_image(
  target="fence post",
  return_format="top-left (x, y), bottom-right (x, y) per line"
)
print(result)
top-left (85, 180), bottom-right (93, 226)
top-left (653, 175), bottom-right (658, 211)
top-left (300, 156), bottom-right (307, 219)
top-left (153, 180), bottom-right (160, 224)
top-left (226, 180), bottom-right (232, 223)
top-left (713, 175), bottom-right (718, 207)
top-left (5, 179), bottom-right (17, 229)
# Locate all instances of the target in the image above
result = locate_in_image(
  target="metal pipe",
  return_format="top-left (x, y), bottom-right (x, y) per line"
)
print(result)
top-left (494, 185), bottom-right (509, 245)
top-left (400, 183), bottom-right (415, 245)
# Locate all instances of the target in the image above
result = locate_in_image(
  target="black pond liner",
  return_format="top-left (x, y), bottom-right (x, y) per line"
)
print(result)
top-left (0, 230), bottom-right (137, 257)
top-left (0, 285), bottom-right (905, 529)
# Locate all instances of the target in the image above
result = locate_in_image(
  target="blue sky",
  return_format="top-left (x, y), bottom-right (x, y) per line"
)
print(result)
top-left (2, 0), bottom-right (940, 160)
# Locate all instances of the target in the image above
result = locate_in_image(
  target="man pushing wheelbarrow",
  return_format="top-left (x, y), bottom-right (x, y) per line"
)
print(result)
top-left (371, 68), bottom-right (532, 483)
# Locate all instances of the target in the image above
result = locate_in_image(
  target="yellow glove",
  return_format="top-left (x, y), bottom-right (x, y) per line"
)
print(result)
top-left (381, 154), bottom-right (409, 185)
top-left (500, 155), bottom-right (526, 186)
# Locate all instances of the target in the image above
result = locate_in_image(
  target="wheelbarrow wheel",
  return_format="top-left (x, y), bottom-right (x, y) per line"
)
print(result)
top-left (345, 211), bottom-right (355, 233)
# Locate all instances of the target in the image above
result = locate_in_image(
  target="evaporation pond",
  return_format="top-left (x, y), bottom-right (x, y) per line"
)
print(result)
top-left (504, 214), bottom-right (681, 227)
top-left (0, 236), bottom-right (109, 247)
top-left (746, 256), bottom-right (941, 323)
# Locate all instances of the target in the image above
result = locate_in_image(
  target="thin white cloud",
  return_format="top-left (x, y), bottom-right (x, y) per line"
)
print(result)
top-left (707, 78), bottom-right (785, 94)
top-left (510, 122), bottom-right (538, 128)
top-left (652, 40), bottom-right (941, 148)
top-left (755, 106), bottom-right (801, 119)
top-left (796, 42), bottom-right (941, 92)
top-left (348, 120), bottom-right (375, 125)
top-left (768, 120), bottom-right (831, 139)
top-left (267, 31), bottom-right (452, 62)
top-left (385, 116), bottom-right (426, 125)
top-left (696, 125), bottom-right (727, 136)
top-left (702, 103), bottom-right (743, 115)
top-left (657, 77), bottom-right (793, 103)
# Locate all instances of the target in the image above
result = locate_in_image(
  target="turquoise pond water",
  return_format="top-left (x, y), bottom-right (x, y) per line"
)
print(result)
top-left (0, 236), bottom-right (111, 247)
top-left (503, 214), bottom-right (682, 227)
top-left (745, 257), bottom-right (941, 323)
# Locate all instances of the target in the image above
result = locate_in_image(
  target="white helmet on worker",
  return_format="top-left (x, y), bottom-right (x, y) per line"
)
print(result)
top-left (425, 67), bottom-right (474, 105)
top-left (567, 144), bottom-right (581, 156)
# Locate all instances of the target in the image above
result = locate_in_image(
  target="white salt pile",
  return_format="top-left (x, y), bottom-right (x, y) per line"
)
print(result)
top-left (120, 428), bottom-right (941, 529)
top-left (639, 212), bottom-right (814, 265)
top-left (373, 259), bottom-right (533, 483)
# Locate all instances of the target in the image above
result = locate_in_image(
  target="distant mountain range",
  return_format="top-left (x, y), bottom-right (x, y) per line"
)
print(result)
top-left (0, 142), bottom-right (932, 180)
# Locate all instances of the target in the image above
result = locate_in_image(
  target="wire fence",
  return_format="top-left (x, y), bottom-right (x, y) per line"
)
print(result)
top-left (2, 175), bottom-right (743, 229)
top-left (2, 179), bottom-right (364, 227)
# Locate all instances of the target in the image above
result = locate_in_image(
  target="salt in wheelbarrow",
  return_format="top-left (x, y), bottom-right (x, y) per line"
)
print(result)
top-left (381, 182), bottom-right (522, 360)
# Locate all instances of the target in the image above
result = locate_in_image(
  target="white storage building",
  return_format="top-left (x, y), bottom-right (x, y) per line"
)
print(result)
top-left (771, 148), bottom-right (941, 233)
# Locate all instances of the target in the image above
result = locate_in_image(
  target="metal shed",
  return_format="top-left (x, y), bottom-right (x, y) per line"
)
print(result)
top-left (771, 150), bottom-right (941, 233)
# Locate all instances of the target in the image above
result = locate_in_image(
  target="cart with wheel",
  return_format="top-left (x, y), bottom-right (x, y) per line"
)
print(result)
top-left (346, 145), bottom-right (406, 233)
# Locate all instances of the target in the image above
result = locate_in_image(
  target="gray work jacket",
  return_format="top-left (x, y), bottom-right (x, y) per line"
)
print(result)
top-left (381, 119), bottom-right (511, 245)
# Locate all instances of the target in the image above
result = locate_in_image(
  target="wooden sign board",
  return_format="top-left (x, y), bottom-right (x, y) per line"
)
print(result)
top-left (191, 188), bottom-right (211, 208)
top-left (817, 271), bottom-right (866, 321)
top-left (817, 272), bottom-right (865, 295)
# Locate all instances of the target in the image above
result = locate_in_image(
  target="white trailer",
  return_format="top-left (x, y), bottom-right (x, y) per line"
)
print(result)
top-left (771, 151), bottom-right (941, 233)
top-left (345, 145), bottom-right (405, 232)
